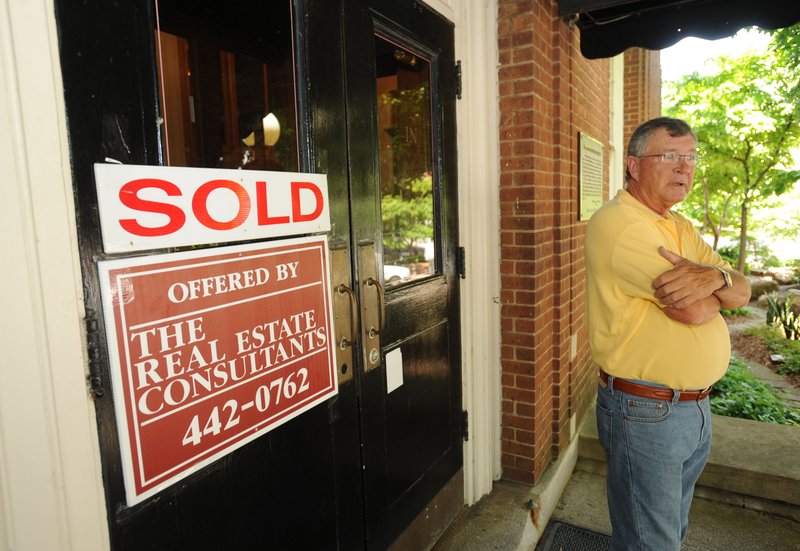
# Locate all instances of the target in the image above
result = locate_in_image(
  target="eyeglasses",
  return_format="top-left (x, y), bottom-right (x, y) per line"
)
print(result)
top-left (638, 153), bottom-right (701, 165)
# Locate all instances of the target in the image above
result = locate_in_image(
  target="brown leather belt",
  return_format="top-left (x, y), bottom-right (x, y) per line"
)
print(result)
top-left (599, 371), bottom-right (712, 402)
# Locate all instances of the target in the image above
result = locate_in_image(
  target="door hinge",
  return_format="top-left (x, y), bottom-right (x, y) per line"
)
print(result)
top-left (455, 60), bottom-right (462, 100)
top-left (456, 246), bottom-right (466, 279)
top-left (461, 410), bottom-right (469, 441)
top-left (85, 308), bottom-right (104, 399)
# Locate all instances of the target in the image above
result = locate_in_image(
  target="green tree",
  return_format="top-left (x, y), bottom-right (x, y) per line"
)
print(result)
top-left (378, 82), bottom-right (435, 264)
top-left (664, 31), bottom-right (800, 271)
top-left (680, 149), bottom-right (740, 250)
top-left (750, 186), bottom-right (800, 250)
top-left (381, 174), bottom-right (434, 254)
top-left (771, 23), bottom-right (800, 78)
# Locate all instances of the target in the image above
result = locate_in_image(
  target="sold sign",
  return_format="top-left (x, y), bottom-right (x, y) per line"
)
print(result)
top-left (94, 164), bottom-right (330, 253)
top-left (98, 237), bottom-right (337, 504)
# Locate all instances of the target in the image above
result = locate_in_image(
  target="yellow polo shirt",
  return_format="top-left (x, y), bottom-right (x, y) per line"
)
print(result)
top-left (585, 190), bottom-right (732, 390)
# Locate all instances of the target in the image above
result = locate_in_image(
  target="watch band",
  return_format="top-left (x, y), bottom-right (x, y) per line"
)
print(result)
top-left (716, 267), bottom-right (733, 289)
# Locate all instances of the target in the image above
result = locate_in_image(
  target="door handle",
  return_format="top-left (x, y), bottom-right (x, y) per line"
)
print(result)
top-left (337, 283), bottom-right (358, 348)
top-left (365, 277), bottom-right (385, 337)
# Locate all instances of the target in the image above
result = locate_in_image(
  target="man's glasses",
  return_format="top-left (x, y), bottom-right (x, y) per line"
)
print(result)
top-left (638, 153), bottom-right (701, 165)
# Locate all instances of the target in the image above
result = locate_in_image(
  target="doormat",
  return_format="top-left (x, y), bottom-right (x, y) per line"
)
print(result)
top-left (536, 520), bottom-right (610, 551)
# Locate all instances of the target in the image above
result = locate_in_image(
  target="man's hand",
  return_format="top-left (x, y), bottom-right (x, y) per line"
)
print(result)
top-left (652, 246), bottom-right (722, 309)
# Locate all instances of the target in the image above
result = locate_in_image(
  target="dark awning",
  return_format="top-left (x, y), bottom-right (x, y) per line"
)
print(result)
top-left (559, 0), bottom-right (800, 59)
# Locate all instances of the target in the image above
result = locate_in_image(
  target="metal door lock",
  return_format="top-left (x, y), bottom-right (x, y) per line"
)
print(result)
top-left (358, 242), bottom-right (382, 372)
top-left (331, 246), bottom-right (356, 384)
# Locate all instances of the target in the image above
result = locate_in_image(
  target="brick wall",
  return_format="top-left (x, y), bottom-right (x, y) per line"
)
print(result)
top-left (623, 48), bottom-right (662, 148)
top-left (497, 0), bottom-right (617, 484)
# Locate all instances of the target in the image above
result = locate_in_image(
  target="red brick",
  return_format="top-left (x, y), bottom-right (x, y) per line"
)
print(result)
top-left (497, 0), bottom-right (658, 485)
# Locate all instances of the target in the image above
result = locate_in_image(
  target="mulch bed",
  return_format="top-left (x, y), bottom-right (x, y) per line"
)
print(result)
top-left (728, 323), bottom-right (800, 389)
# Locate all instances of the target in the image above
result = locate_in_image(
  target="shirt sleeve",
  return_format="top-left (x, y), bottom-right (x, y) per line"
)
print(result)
top-left (611, 222), bottom-right (675, 303)
top-left (685, 224), bottom-right (734, 270)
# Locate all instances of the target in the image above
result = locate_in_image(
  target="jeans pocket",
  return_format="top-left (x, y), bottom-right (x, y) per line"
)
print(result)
top-left (623, 397), bottom-right (671, 422)
top-left (596, 399), bottom-right (613, 455)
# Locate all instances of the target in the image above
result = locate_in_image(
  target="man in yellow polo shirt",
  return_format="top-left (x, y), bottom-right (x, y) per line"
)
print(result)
top-left (585, 117), bottom-right (751, 551)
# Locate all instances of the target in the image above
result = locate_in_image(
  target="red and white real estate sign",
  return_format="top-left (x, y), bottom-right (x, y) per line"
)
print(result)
top-left (98, 236), bottom-right (337, 505)
top-left (94, 163), bottom-right (330, 253)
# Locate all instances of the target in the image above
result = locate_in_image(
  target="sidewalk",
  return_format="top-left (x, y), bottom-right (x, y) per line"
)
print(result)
top-left (434, 305), bottom-right (800, 550)
top-left (551, 468), bottom-right (800, 551)
top-left (434, 411), bottom-right (800, 551)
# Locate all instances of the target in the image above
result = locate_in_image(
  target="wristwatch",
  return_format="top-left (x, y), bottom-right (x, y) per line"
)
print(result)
top-left (716, 267), bottom-right (733, 289)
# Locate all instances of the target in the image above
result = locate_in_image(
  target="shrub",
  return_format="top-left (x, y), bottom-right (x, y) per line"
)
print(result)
top-left (720, 306), bottom-right (752, 317)
top-left (711, 357), bottom-right (800, 425)
top-left (717, 245), bottom-right (739, 267)
top-left (785, 260), bottom-right (800, 284)
top-left (765, 292), bottom-right (800, 341)
top-left (718, 240), bottom-right (784, 272)
top-left (746, 325), bottom-right (800, 376)
top-left (763, 255), bottom-right (784, 268)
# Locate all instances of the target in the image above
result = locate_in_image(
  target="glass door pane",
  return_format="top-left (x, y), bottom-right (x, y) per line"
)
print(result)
top-left (375, 36), bottom-right (437, 286)
top-left (155, 0), bottom-right (298, 171)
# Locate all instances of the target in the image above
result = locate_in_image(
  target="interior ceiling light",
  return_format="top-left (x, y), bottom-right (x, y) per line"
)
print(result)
top-left (263, 113), bottom-right (281, 146)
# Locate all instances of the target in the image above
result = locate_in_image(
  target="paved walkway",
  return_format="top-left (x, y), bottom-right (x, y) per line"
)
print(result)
top-left (434, 303), bottom-right (800, 551)
top-left (435, 467), bottom-right (800, 551)
top-left (553, 469), bottom-right (800, 551)
top-left (728, 305), bottom-right (800, 410)
top-left (435, 412), bottom-right (800, 551)
top-left (725, 304), bottom-right (769, 334)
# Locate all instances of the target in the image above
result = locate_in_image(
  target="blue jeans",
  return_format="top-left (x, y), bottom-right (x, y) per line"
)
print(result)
top-left (596, 375), bottom-right (712, 551)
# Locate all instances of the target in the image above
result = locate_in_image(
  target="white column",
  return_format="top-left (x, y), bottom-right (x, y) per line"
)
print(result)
top-left (422, 0), bottom-right (503, 506)
top-left (608, 53), bottom-right (625, 197)
top-left (0, 0), bottom-right (108, 549)
top-left (454, 0), bottom-right (503, 504)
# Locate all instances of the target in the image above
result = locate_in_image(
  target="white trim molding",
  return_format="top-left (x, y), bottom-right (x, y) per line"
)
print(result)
top-left (422, 0), bottom-right (502, 506)
top-left (0, 0), bottom-right (108, 549)
top-left (609, 53), bottom-right (625, 197)
top-left (420, 0), bottom-right (455, 20)
top-left (452, 0), bottom-right (503, 504)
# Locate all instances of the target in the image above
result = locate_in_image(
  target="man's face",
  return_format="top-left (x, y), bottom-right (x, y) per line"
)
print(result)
top-left (627, 128), bottom-right (697, 215)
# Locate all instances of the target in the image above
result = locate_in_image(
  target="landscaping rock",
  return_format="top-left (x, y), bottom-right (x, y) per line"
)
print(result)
top-left (788, 289), bottom-right (800, 316)
top-left (748, 276), bottom-right (779, 299)
top-left (765, 267), bottom-right (798, 285)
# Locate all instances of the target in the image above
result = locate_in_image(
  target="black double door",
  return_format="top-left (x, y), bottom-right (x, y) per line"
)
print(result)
top-left (57, 0), bottom-right (461, 549)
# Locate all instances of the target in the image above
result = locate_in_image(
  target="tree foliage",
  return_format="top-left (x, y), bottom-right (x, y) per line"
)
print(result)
top-left (378, 82), bottom-right (435, 263)
top-left (663, 26), bottom-right (800, 271)
top-left (381, 174), bottom-right (434, 253)
top-left (771, 23), bottom-right (800, 78)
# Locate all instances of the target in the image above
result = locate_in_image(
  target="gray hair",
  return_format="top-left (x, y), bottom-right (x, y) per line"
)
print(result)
top-left (625, 117), bottom-right (697, 183)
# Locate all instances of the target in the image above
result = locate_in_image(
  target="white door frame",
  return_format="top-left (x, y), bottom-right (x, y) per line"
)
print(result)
top-left (0, 1), bottom-right (108, 549)
top-left (0, 2), bottom-right (503, 550)
top-left (423, 0), bottom-right (503, 505)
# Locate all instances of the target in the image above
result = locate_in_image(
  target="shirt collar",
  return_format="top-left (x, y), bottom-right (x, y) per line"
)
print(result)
top-left (615, 189), bottom-right (677, 222)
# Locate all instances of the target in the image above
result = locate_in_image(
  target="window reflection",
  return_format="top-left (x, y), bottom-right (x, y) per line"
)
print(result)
top-left (156, 1), bottom-right (298, 171)
top-left (375, 36), bottom-right (437, 287)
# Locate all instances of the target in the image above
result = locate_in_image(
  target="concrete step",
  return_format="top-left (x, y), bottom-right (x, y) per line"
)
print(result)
top-left (577, 408), bottom-right (800, 518)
